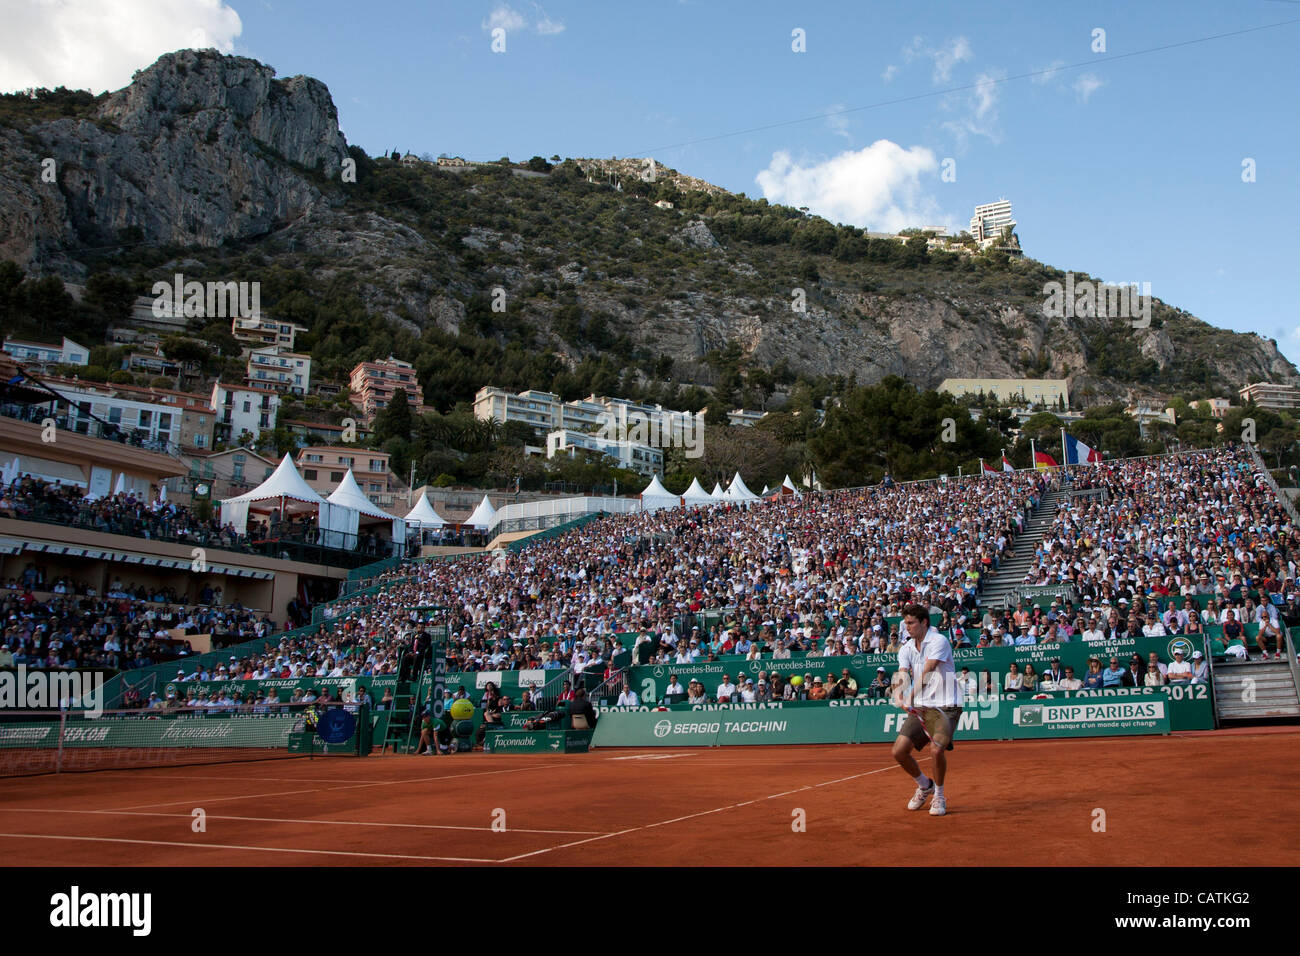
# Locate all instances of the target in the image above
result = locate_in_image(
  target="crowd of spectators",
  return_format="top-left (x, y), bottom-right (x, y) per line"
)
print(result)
top-left (257, 470), bottom-right (1048, 698)
top-left (0, 476), bottom-right (246, 550)
top-left (7, 448), bottom-right (1299, 700)
top-left (0, 579), bottom-right (276, 672)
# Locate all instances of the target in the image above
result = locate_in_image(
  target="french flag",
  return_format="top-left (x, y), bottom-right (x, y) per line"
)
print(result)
top-left (1064, 433), bottom-right (1103, 465)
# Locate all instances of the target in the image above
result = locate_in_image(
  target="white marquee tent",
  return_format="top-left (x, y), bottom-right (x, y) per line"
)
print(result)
top-left (404, 494), bottom-right (446, 530)
top-left (638, 474), bottom-right (680, 512)
top-left (220, 454), bottom-right (356, 547)
top-left (328, 470), bottom-right (407, 551)
top-left (724, 471), bottom-right (760, 503)
top-left (681, 478), bottom-right (714, 506)
top-left (465, 494), bottom-right (498, 531)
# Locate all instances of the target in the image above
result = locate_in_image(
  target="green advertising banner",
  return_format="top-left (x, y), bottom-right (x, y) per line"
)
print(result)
top-left (628, 635), bottom-right (1210, 707)
top-left (485, 729), bottom-right (592, 753)
top-left (593, 706), bottom-right (862, 747)
top-left (591, 685), bottom-right (1193, 748)
top-left (1008, 697), bottom-right (1171, 737)
top-left (420, 670), bottom-right (554, 703)
top-left (166, 676), bottom-right (398, 703)
top-left (850, 700), bottom-right (1010, 743)
top-left (0, 713), bottom-right (302, 749)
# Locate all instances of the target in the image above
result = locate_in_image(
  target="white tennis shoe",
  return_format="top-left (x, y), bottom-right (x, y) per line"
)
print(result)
top-left (929, 793), bottom-right (947, 816)
top-left (907, 782), bottom-right (935, 810)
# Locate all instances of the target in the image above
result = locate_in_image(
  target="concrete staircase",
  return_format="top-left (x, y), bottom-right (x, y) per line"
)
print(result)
top-left (1213, 659), bottom-right (1300, 721)
top-left (977, 487), bottom-right (1069, 612)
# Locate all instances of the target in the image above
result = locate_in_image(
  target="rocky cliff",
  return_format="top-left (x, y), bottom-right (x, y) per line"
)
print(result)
top-left (1, 50), bottom-right (1295, 402)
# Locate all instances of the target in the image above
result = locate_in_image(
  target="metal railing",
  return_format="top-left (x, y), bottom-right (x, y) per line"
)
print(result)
top-left (1243, 442), bottom-right (1300, 526)
top-left (1, 402), bottom-right (184, 459)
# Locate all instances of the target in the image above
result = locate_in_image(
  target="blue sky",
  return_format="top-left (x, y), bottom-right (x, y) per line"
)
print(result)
top-left (6, 0), bottom-right (1300, 366)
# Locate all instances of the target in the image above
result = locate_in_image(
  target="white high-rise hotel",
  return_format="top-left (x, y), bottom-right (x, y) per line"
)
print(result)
top-left (969, 199), bottom-right (1016, 247)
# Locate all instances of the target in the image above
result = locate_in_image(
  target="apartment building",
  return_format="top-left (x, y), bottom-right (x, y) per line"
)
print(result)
top-left (296, 446), bottom-right (403, 506)
top-left (231, 316), bottom-right (309, 351)
top-left (37, 376), bottom-right (183, 452)
top-left (1239, 382), bottom-right (1300, 411)
top-left (939, 378), bottom-right (1070, 408)
top-left (969, 199), bottom-right (1016, 248)
top-left (2, 336), bottom-right (89, 371)
top-left (349, 357), bottom-right (424, 417)
top-left (246, 346), bottom-right (312, 396)
top-left (210, 382), bottom-right (281, 446)
top-left (107, 383), bottom-right (215, 452)
top-left (545, 429), bottom-right (664, 477)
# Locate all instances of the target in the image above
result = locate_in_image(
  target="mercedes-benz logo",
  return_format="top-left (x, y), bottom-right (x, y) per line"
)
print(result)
top-left (653, 719), bottom-right (672, 738)
top-left (652, 666), bottom-right (664, 678)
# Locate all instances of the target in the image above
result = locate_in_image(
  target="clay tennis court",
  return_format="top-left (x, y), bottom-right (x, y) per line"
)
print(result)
top-left (0, 728), bottom-right (1296, 866)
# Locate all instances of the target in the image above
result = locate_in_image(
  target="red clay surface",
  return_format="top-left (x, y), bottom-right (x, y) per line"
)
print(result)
top-left (1, 730), bottom-right (1298, 866)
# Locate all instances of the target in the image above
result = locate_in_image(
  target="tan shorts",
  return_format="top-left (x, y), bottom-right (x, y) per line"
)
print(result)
top-left (899, 706), bottom-right (962, 751)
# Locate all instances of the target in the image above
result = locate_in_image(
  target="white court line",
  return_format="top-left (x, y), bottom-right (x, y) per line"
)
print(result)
top-left (0, 808), bottom-right (602, 835)
top-left (0, 831), bottom-right (494, 863)
top-left (497, 758), bottom-right (922, 863)
top-left (606, 754), bottom-right (696, 761)
top-left (103, 762), bottom-right (559, 811)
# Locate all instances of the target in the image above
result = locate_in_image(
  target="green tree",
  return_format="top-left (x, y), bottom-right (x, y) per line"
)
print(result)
top-left (372, 387), bottom-right (414, 444)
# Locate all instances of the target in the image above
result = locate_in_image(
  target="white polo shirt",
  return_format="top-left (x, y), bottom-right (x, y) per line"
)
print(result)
top-left (897, 627), bottom-right (962, 708)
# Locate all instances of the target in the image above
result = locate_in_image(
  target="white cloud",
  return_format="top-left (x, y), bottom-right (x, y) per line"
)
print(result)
top-left (941, 69), bottom-right (1004, 149)
top-left (1074, 73), bottom-right (1104, 103)
top-left (482, 3), bottom-right (564, 35)
top-left (881, 64), bottom-right (899, 83)
top-left (930, 37), bottom-right (972, 84)
top-left (824, 105), bottom-right (852, 141)
top-left (0, 0), bottom-right (242, 94)
top-left (483, 5), bottom-right (527, 31)
top-left (754, 140), bottom-right (948, 233)
top-left (1032, 60), bottom-right (1065, 85)
top-left (894, 36), bottom-right (973, 85)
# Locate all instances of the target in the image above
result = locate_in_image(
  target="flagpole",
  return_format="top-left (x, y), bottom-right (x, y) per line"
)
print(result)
top-left (1031, 438), bottom-right (1036, 472)
top-left (1061, 427), bottom-right (1069, 485)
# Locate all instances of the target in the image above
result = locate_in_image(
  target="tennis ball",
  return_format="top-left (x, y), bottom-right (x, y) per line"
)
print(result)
top-left (449, 699), bottom-right (474, 720)
top-left (790, 675), bottom-right (803, 686)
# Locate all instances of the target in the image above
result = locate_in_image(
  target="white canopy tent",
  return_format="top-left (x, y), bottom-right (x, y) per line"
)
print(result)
top-left (465, 494), bottom-right (498, 531)
top-left (710, 482), bottom-right (725, 500)
top-left (681, 478), bottom-right (714, 506)
top-left (404, 494), bottom-right (446, 529)
top-left (761, 484), bottom-right (770, 496)
top-left (724, 471), bottom-right (760, 503)
top-left (220, 454), bottom-right (356, 547)
top-left (638, 474), bottom-right (680, 512)
top-left (781, 474), bottom-right (802, 497)
top-left (328, 470), bottom-right (407, 552)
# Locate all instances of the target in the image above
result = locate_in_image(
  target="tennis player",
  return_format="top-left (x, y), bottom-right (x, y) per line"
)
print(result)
top-left (891, 603), bottom-right (963, 816)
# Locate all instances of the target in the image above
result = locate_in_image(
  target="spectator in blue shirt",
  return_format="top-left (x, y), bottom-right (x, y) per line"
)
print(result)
top-left (1102, 656), bottom-right (1125, 687)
